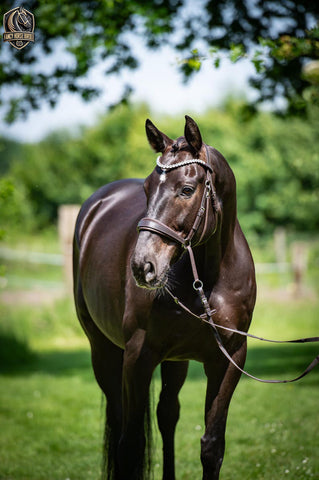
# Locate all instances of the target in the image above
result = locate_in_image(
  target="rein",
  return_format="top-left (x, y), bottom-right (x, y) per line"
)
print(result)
top-left (165, 246), bottom-right (319, 384)
top-left (137, 150), bottom-right (319, 383)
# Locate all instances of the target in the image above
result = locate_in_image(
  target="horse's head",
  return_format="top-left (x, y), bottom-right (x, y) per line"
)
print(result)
top-left (17, 7), bottom-right (31, 29)
top-left (131, 116), bottom-right (232, 290)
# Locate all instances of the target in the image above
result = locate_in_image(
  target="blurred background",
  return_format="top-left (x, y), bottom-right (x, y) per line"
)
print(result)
top-left (0, 1), bottom-right (318, 479)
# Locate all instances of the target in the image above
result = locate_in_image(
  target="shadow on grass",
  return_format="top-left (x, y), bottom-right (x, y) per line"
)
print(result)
top-left (0, 333), bottom-right (92, 379)
top-left (1, 332), bottom-right (318, 387)
top-left (0, 331), bottom-right (36, 371)
top-left (33, 348), bottom-right (93, 378)
top-left (244, 343), bottom-right (319, 385)
top-left (185, 343), bottom-right (319, 385)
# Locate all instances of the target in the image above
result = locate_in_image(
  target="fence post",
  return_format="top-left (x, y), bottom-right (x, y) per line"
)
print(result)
top-left (58, 205), bottom-right (80, 294)
top-left (291, 242), bottom-right (308, 297)
top-left (274, 227), bottom-right (286, 265)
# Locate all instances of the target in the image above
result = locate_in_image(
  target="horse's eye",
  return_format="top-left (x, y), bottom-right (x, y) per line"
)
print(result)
top-left (180, 186), bottom-right (195, 197)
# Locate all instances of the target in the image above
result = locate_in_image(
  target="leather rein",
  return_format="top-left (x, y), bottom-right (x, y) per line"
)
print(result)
top-left (137, 148), bottom-right (319, 383)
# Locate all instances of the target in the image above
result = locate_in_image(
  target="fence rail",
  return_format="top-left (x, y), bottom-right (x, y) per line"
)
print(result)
top-left (255, 262), bottom-right (290, 274)
top-left (0, 247), bottom-right (63, 266)
top-left (0, 247), bottom-right (292, 274)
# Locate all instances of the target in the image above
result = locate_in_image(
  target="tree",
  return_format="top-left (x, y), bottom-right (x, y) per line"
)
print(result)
top-left (0, 0), bottom-right (318, 122)
top-left (5, 103), bottom-right (154, 228)
top-left (2, 101), bottom-right (318, 234)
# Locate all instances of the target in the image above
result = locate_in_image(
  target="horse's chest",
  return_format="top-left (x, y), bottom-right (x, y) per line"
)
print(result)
top-left (149, 307), bottom-right (219, 362)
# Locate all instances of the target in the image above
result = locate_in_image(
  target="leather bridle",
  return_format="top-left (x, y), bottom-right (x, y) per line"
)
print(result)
top-left (137, 148), bottom-right (319, 383)
top-left (138, 148), bottom-right (216, 249)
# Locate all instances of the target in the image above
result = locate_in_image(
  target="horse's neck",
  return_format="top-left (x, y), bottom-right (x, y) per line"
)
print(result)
top-left (198, 214), bottom-right (237, 286)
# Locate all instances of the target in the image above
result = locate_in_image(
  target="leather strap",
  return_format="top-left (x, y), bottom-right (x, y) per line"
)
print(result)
top-left (137, 217), bottom-right (186, 246)
top-left (164, 245), bottom-right (319, 384)
top-left (138, 169), bottom-right (215, 248)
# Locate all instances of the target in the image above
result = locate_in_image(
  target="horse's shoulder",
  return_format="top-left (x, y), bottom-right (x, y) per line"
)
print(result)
top-left (75, 178), bottom-right (145, 243)
top-left (212, 220), bottom-right (256, 325)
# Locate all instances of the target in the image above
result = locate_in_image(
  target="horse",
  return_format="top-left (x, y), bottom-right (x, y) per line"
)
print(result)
top-left (73, 115), bottom-right (256, 480)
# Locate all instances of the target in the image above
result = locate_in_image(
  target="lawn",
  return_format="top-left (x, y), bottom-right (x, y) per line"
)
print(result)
top-left (0, 292), bottom-right (318, 480)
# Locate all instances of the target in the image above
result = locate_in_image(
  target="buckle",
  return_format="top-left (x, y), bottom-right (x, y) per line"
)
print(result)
top-left (193, 279), bottom-right (203, 291)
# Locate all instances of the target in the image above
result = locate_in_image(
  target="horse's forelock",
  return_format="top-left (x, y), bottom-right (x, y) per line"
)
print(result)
top-left (160, 137), bottom-right (193, 168)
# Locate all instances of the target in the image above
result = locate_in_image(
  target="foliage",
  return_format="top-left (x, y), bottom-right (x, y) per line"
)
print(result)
top-left (0, 0), bottom-right (183, 122)
top-left (0, 175), bottom-right (37, 236)
top-left (205, 101), bottom-right (319, 234)
top-left (3, 104), bottom-right (154, 228)
top-left (0, 0), bottom-right (318, 121)
top-left (1, 101), bottom-right (319, 235)
top-left (182, 24), bottom-right (319, 115)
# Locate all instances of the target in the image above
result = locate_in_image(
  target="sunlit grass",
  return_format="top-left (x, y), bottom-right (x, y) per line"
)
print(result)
top-left (0, 294), bottom-right (318, 480)
top-left (1, 227), bottom-right (61, 253)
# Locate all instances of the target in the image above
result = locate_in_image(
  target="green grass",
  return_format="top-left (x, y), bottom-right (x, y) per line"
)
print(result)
top-left (1, 228), bottom-right (61, 254)
top-left (2, 259), bottom-right (63, 287)
top-left (0, 295), bottom-right (318, 479)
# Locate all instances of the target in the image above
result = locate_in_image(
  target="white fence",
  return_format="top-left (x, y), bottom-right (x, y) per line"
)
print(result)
top-left (0, 249), bottom-right (294, 275)
top-left (0, 247), bottom-right (63, 266)
top-left (0, 212), bottom-right (308, 297)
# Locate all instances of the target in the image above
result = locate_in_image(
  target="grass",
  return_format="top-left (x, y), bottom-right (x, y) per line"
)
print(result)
top-left (0, 229), bottom-right (318, 479)
top-left (0, 294), bottom-right (318, 480)
top-left (0, 359), bottom-right (101, 480)
top-left (2, 259), bottom-right (63, 290)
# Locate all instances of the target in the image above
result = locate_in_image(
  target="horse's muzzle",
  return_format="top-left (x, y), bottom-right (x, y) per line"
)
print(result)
top-left (131, 256), bottom-right (167, 289)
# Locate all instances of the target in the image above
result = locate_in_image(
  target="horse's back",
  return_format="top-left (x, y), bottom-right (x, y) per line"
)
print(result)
top-left (74, 178), bottom-right (146, 347)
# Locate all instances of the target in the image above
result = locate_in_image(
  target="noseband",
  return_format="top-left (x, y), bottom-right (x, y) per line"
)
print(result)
top-left (136, 148), bottom-right (319, 384)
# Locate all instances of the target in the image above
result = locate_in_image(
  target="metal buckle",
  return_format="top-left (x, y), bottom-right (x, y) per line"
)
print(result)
top-left (199, 206), bottom-right (205, 216)
top-left (205, 180), bottom-right (211, 198)
top-left (193, 279), bottom-right (203, 291)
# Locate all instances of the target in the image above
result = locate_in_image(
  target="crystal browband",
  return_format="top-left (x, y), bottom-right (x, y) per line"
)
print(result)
top-left (156, 156), bottom-right (213, 172)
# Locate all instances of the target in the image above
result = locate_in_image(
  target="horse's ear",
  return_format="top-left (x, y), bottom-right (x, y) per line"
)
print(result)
top-left (145, 119), bottom-right (172, 153)
top-left (184, 115), bottom-right (202, 154)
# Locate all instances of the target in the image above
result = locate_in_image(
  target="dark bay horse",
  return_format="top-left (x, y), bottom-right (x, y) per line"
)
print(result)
top-left (73, 116), bottom-right (256, 479)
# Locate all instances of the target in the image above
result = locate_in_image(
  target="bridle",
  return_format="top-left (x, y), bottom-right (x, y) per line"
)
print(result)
top-left (137, 147), bottom-right (319, 384)
top-left (138, 148), bottom-right (217, 249)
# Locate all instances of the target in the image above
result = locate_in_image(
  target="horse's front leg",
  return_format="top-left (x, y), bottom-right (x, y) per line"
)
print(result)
top-left (157, 360), bottom-right (189, 480)
top-left (201, 341), bottom-right (247, 480)
top-left (118, 329), bottom-right (158, 480)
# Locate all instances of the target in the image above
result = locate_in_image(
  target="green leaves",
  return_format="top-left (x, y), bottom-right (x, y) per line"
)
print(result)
top-left (178, 49), bottom-right (203, 77)
top-left (229, 44), bottom-right (245, 63)
top-left (2, 101), bottom-right (319, 235)
top-left (0, 0), bottom-right (318, 121)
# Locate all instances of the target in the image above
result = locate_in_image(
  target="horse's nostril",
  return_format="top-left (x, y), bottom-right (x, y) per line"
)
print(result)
top-left (144, 262), bottom-right (155, 282)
